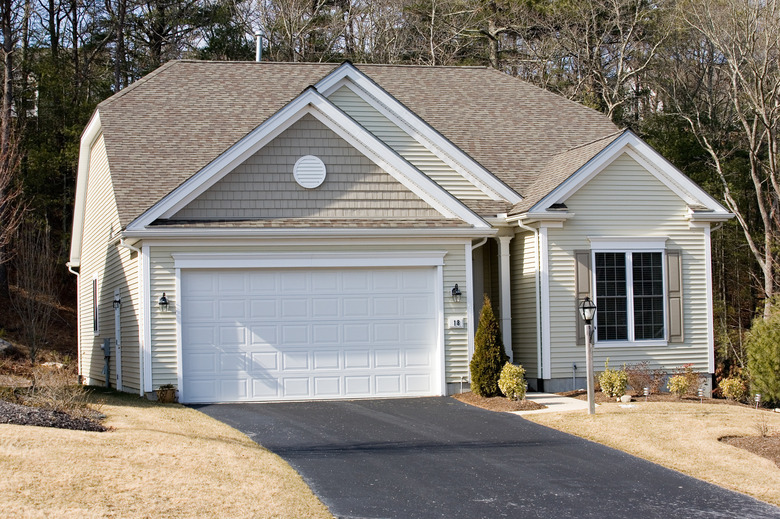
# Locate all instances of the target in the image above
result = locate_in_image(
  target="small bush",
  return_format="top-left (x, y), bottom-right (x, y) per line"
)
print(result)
top-left (718, 376), bottom-right (747, 402)
top-left (598, 359), bottom-right (628, 398)
top-left (469, 295), bottom-right (508, 397)
top-left (498, 363), bottom-right (526, 401)
top-left (667, 375), bottom-right (691, 398)
top-left (20, 363), bottom-right (98, 419)
top-left (624, 361), bottom-right (667, 395)
top-left (746, 304), bottom-right (780, 407)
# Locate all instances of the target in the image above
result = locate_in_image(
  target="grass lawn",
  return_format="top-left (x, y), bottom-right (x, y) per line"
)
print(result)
top-left (524, 401), bottom-right (780, 507)
top-left (0, 389), bottom-right (332, 518)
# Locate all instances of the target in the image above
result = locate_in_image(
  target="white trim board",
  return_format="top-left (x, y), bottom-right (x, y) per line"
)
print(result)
top-left (70, 112), bottom-right (103, 267)
top-left (172, 251), bottom-right (448, 269)
top-left (316, 63), bottom-right (522, 205)
top-left (126, 87), bottom-right (489, 231)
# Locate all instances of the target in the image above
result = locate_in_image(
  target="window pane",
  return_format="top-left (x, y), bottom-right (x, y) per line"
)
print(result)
top-left (633, 252), bottom-right (664, 340)
top-left (596, 252), bottom-right (628, 341)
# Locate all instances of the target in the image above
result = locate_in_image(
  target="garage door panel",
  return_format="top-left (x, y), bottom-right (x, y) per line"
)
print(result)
top-left (314, 377), bottom-right (340, 396)
top-left (250, 325), bottom-right (277, 345)
top-left (314, 351), bottom-right (340, 369)
top-left (375, 350), bottom-right (400, 368)
top-left (182, 267), bottom-right (438, 402)
top-left (312, 324), bottom-right (339, 344)
top-left (283, 378), bottom-right (309, 397)
top-left (250, 352), bottom-right (277, 371)
top-left (343, 324), bottom-right (370, 343)
top-left (344, 349), bottom-right (370, 369)
top-left (376, 375), bottom-right (401, 394)
top-left (282, 351), bottom-right (309, 370)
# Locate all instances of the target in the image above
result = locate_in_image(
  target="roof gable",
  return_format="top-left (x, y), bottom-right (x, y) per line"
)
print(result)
top-left (511, 131), bottom-right (732, 222)
top-left (171, 114), bottom-right (444, 221)
top-left (127, 86), bottom-right (488, 231)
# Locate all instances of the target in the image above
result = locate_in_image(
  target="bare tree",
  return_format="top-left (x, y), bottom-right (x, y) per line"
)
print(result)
top-left (667, 0), bottom-right (780, 317)
top-left (10, 222), bottom-right (58, 364)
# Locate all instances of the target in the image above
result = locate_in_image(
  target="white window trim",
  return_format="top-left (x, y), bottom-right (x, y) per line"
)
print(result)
top-left (591, 246), bottom-right (668, 348)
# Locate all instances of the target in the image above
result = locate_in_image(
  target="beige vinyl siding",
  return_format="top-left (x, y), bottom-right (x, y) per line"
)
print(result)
top-left (511, 231), bottom-right (539, 378)
top-left (175, 114), bottom-right (440, 220)
top-left (78, 135), bottom-right (141, 391)
top-left (328, 86), bottom-right (490, 200)
top-left (148, 241), bottom-right (469, 388)
top-left (546, 153), bottom-right (710, 378)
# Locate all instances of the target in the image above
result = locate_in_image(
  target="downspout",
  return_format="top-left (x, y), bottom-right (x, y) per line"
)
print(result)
top-left (118, 238), bottom-right (144, 396)
top-left (516, 222), bottom-right (544, 382)
top-left (471, 237), bottom-right (488, 251)
top-left (66, 262), bottom-right (81, 383)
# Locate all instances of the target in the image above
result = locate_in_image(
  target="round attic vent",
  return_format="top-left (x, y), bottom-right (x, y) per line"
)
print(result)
top-left (293, 155), bottom-right (327, 189)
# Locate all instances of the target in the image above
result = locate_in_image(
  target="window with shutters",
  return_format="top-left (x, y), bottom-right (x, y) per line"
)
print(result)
top-left (594, 251), bottom-right (664, 342)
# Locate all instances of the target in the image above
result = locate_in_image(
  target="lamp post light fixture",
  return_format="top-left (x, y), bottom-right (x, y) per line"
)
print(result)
top-left (158, 293), bottom-right (170, 312)
top-left (451, 284), bottom-right (462, 303)
top-left (755, 393), bottom-right (761, 410)
top-left (643, 387), bottom-right (650, 402)
top-left (578, 296), bottom-right (597, 415)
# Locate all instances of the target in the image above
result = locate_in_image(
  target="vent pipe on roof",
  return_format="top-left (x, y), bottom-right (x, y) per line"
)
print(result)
top-left (255, 31), bottom-right (262, 62)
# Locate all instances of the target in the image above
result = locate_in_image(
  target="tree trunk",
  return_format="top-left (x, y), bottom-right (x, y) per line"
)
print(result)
top-left (0, 0), bottom-right (14, 298)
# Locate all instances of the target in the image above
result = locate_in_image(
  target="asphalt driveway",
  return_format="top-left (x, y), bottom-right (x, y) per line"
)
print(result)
top-left (195, 397), bottom-right (780, 519)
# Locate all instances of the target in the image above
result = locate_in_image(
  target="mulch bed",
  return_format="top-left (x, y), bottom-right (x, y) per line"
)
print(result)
top-left (720, 435), bottom-right (780, 467)
top-left (558, 388), bottom-right (751, 405)
top-left (452, 392), bottom-right (546, 412)
top-left (0, 400), bottom-right (107, 432)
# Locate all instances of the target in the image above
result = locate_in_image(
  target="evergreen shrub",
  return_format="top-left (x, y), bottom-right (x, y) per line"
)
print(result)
top-left (498, 363), bottom-right (526, 401)
top-left (746, 305), bottom-right (780, 406)
top-left (469, 295), bottom-right (508, 397)
top-left (598, 359), bottom-right (628, 398)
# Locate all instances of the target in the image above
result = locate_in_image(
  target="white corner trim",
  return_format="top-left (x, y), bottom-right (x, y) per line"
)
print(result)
top-left (175, 267), bottom-right (183, 400)
top-left (588, 236), bottom-right (668, 250)
top-left (323, 76), bottom-right (521, 204)
top-left (127, 88), bottom-right (488, 230)
top-left (70, 112), bottom-right (103, 267)
top-left (539, 226), bottom-right (551, 379)
top-left (142, 244), bottom-right (153, 393)
top-left (703, 225), bottom-right (715, 373)
top-left (435, 264), bottom-right (446, 396)
top-left (172, 251), bottom-right (448, 269)
top-left (532, 131), bottom-right (732, 216)
top-left (465, 242), bottom-right (475, 363)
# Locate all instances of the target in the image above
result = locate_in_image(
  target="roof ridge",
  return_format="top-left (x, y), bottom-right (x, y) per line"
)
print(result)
top-left (561, 130), bottom-right (625, 154)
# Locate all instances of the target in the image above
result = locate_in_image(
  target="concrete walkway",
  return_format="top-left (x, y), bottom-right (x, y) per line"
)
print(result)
top-left (514, 392), bottom-right (593, 415)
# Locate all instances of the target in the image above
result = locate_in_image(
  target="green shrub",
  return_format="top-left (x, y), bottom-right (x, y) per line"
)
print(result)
top-left (667, 375), bottom-right (691, 398)
top-left (718, 376), bottom-right (747, 402)
top-left (746, 305), bottom-right (780, 407)
top-left (470, 295), bottom-right (508, 397)
top-left (598, 359), bottom-right (628, 398)
top-left (498, 363), bottom-right (526, 401)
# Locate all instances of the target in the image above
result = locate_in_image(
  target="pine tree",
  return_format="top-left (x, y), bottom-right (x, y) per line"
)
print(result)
top-left (746, 303), bottom-right (780, 407)
top-left (470, 295), bottom-right (508, 397)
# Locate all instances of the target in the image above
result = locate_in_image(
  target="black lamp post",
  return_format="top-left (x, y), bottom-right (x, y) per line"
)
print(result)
top-left (579, 296), bottom-right (597, 415)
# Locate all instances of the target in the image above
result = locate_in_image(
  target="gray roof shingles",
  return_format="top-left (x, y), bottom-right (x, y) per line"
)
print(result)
top-left (95, 61), bottom-right (619, 227)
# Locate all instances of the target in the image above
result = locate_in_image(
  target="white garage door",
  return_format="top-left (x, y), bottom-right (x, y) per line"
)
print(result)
top-left (180, 268), bottom-right (439, 403)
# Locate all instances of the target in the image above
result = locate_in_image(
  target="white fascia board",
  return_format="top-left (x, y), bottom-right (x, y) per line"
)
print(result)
top-left (128, 88), bottom-right (488, 231)
top-left (507, 211), bottom-right (573, 225)
top-left (316, 64), bottom-right (522, 204)
top-left (69, 111), bottom-right (103, 267)
top-left (687, 207), bottom-right (735, 223)
top-left (172, 251), bottom-right (447, 269)
top-left (530, 131), bottom-right (732, 216)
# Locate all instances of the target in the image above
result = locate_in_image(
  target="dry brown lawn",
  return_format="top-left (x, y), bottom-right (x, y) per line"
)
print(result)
top-left (525, 401), bottom-right (780, 506)
top-left (0, 390), bottom-right (332, 519)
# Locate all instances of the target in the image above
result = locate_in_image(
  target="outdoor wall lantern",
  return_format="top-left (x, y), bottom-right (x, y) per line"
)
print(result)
top-left (451, 284), bottom-right (462, 303)
top-left (578, 296), bottom-right (597, 415)
top-left (112, 296), bottom-right (121, 309)
top-left (158, 293), bottom-right (170, 312)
